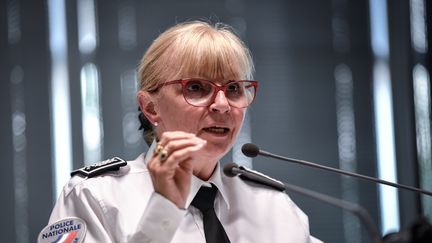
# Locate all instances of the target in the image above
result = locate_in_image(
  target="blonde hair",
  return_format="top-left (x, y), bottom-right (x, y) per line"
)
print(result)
top-left (138, 20), bottom-right (255, 145)
top-left (138, 20), bottom-right (254, 92)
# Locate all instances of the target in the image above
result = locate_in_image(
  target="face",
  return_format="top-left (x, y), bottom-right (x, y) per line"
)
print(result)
top-left (153, 76), bottom-right (246, 162)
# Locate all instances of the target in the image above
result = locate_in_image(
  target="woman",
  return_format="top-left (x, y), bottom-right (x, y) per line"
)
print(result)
top-left (40, 21), bottom-right (321, 243)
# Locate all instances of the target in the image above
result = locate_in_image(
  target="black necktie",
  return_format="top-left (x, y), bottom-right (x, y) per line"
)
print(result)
top-left (191, 185), bottom-right (231, 243)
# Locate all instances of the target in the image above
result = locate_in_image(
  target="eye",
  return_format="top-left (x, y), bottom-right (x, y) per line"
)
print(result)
top-left (226, 82), bottom-right (242, 94)
top-left (185, 80), bottom-right (204, 92)
top-left (184, 80), bottom-right (213, 99)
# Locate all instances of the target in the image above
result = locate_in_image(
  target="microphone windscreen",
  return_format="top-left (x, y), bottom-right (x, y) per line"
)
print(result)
top-left (241, 143), bottom-right (259, 157)
top-left (223, 162), bottom-right (239, 177)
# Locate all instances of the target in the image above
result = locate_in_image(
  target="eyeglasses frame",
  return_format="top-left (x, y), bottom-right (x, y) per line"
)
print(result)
top-left (155, 78), bottom-right (259, 108)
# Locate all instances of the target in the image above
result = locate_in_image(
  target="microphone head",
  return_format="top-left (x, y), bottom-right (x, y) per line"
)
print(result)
top-left (223, 162), bottom-right (239, 177)
top-left (241, 143), bottom-right (259, 158)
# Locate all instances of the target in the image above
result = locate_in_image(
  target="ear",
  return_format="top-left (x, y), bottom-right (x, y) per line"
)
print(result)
top-left (137, 90), bottom-right (159, 125)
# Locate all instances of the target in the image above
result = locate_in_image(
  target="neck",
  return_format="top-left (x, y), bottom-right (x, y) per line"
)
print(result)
top-left (193, 161), bottom-right (218, 181)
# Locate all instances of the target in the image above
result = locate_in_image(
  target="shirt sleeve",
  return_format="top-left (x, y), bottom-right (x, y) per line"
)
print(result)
top-left (310, 236), bottom-right (324, 243)
top-left (49, 184), bottom-right (115, 242)
top-left (283, 193), bottom-right (323, 243)
top-left (50, 183), bottom-right (187, 243)
top-left (127, 192), bottom-right (187, 243)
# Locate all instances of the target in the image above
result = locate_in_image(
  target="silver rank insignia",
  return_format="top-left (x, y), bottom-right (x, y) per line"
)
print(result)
top-left (38, 217), bottom-right (86, 243)
top-left (70, 157), bottom-right (127, 178)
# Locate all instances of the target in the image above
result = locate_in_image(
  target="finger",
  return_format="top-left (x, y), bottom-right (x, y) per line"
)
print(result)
top-left (161, 142), bottom-right (206, 168)
top-left (147, 141), bottom-right (204, 171)
top-left (163, 136), bottom-right (206, 154)
top-left (152, 136), bottom-right (205, 163)
top-left (158, 131), bottom-right (197, 146)
top-left (174, 158), bottom-right (194, 190)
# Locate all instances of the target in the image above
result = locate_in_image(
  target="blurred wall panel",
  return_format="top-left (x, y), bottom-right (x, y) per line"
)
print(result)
top-left (0, 0), bottom-right (16, 241)
top-left (1, 0), bottom-right (53, 242)
top-left (19, 0), bottom-right (53, 241)
top-left (249, 1), bottom-right (342, 242)
top-left (387, 0), bottom-right (421, 228)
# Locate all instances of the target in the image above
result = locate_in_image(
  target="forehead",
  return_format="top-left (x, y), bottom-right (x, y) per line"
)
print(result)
top-left (164, 54), bottom-right (244, 82)
top-left (161, 31), bottom-right (248, 82)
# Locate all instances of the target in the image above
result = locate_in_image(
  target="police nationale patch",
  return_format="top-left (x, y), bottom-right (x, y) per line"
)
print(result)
top-left (38, 217), bottom-right (86, 243)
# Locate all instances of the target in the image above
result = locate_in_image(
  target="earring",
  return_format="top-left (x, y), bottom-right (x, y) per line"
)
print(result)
top-left (154, 122), bottom-right (158, 127)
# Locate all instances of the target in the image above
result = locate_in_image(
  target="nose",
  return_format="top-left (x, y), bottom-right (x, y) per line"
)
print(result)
top-left (209, 91), bottom-right (230, 113)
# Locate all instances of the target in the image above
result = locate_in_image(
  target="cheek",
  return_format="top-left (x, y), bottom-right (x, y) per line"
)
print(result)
top-left (177, 111), bottom-right (202, 131)
top-left (234, 109), bottom-right (246, 129)
top-left (160, 104), bottom-right (204, 131)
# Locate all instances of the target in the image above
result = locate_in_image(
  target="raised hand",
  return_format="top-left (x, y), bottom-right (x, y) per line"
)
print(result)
top-left (147, 131), bottom-right (207, 208)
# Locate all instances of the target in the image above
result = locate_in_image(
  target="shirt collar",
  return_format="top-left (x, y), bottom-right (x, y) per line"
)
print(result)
top-left (144, 140), bottom-right (231, 209)
top-left (186, 162), bottom-right (231, 209)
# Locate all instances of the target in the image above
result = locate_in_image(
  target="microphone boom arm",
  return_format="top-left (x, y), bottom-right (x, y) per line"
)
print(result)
top-left (259, 149), bottom-right (432, 197)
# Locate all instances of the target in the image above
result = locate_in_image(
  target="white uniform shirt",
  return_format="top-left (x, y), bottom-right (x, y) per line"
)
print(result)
top-left (48, 142), bottom-right (322, 243)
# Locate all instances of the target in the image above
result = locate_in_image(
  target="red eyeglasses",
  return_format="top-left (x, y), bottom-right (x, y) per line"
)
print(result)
top-left (156, 78), bottom-right (258, 108)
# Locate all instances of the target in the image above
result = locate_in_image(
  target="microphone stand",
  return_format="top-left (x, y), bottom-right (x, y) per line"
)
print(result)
top-left (257, 149), bottom-right (432, 197)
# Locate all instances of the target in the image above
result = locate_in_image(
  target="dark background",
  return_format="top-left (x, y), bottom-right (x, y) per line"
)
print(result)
top-left (1, 0), bottom-right (431, 242)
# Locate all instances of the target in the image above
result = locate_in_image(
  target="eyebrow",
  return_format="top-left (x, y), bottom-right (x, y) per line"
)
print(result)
top-left (188, 77), bottom-right (241, 85)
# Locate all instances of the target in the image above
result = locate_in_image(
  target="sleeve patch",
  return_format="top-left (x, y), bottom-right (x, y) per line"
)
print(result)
top-left (70, 157), bottom-right (127, 178)
top-left (38, 217), bottom-right (86, 243)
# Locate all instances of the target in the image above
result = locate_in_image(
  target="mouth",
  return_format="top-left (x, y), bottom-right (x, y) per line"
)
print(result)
top-left (202, 126), bottom-right (230, 135)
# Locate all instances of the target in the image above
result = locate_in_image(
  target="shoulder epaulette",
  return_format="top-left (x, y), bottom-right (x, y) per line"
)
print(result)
top-left (70, 157), bottom-right (127, 178)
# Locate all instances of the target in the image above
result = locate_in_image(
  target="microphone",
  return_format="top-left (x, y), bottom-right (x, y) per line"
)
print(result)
top-left (223, 162), bottom-right (382, 243)
top-left (223, 162), bottom-right (285, 191)
top-left (242, 143), bottom-right (432, 197)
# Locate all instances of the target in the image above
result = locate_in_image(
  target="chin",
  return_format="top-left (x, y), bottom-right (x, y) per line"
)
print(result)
top-left (203, 142), bottom-right (232, 159)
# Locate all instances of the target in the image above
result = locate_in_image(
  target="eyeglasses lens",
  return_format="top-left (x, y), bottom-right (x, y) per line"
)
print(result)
top-left (183, 79), bottom-right (255, 108)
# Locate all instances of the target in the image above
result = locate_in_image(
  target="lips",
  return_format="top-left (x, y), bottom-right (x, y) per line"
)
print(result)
top-left (202, 126), bottom-right (230, 134)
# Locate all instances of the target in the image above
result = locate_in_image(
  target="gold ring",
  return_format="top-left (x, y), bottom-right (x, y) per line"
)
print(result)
top-left (159, 149), bottom-right (168, 162)
top-left (154, 143), bottom-right (164, 156)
